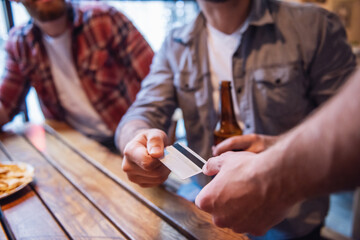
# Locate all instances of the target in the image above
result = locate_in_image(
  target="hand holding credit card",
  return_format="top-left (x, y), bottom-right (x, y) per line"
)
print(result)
top-left (159, 143), bottom-right (207, 179)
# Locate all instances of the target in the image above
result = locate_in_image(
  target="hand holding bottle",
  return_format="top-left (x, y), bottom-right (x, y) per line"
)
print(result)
top-left (212, 134), bottom-right (279, 156)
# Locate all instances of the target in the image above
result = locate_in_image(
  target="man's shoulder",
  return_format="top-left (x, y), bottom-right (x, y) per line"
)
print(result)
top-left (166, 13), bottom-right (204, 46)
top-left (6, 22), bottom-right (34, 53)
top-left (266, 0), bottom-right (343, 38)
top-left (269, 0), bottom-right (336, 23)
top-left (8, 22), bottom-right (33, 41)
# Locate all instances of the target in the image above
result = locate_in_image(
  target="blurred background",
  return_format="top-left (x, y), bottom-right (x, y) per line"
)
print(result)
top-left (0, 1), bottom-right (359, 239)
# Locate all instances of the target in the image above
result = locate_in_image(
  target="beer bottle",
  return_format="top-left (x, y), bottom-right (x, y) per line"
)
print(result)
top-left (213, 81), bottom-right (243, 145)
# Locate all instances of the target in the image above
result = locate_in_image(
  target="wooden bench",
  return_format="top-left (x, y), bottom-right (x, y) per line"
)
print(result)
top-left (0, 121), bottom-right (248, 240)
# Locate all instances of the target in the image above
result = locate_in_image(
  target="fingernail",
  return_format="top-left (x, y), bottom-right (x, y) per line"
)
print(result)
top-left (202, 163), bottom-right (207, 172)
top-left (150, 146), bottom-right (161, 155)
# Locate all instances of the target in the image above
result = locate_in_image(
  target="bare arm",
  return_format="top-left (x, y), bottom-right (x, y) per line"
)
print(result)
top-left (195, 69), bottom-right (360, 235)
top-left (276, 68), bottom-right (360, 200)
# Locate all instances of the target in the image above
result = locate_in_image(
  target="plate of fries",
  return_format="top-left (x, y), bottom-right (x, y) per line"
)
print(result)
top-left (0, 162), bottom-right (34, 199)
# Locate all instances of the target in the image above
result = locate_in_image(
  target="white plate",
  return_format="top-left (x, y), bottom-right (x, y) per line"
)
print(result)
top-left (0, 162), bottom-right (35, 199)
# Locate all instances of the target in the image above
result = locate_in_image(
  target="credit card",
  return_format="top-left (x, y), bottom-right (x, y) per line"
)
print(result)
top-left (160, 142), bottom-right (207, 179)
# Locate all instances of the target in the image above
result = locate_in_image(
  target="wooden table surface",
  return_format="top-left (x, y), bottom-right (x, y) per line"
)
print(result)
top-left (0, 121), bottom-right (248, 240)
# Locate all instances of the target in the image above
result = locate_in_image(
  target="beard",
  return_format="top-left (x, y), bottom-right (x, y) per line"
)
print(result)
top-left (23, 0), bottom-right (67, 22)
top-left (204, 0), bottom-right (229, 2)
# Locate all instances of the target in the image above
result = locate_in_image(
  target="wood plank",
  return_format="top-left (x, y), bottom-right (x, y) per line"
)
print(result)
top-left (25, 125), bottom-right (187, 240)
top-left (0, 222), bottom-right (8, 240)
top-left (1, 186), bottom-right (67, 240)
top-left (0, 207), bottom-right (10, 240)
top-left (45, 120), bottom-right (248, 240)
top-left (0, 132), bottom-right (126, 239)
top-left (0, 138), bottom-right (67, 240)
top-left (0, 145), bottom-right (11, 162)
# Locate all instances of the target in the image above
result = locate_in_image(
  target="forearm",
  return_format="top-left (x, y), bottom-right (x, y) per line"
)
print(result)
top-left (115, 120), bottom-right (151, 154)
top-left (268, 69), bottom-right (360, 202)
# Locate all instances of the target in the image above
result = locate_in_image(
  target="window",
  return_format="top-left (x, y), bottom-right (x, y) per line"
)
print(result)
top-left (0, 3), bottom-right (7, 39)
top-left (1, 1), bottom-right (199, 126)
top-left (74, 0), bottom-right (199, 51)
top-left (0, 2), bottom-right (8, 78)
top-left (1, 1), bottom-right (40, 126)
top-left (10, 2), bottom-right (30, 26)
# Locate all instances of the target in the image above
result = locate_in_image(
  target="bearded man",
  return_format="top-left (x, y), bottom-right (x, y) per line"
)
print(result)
top-left (117, 0), bottom-right (356, 239)
top-left (0, 0), bottom-right (153, 149)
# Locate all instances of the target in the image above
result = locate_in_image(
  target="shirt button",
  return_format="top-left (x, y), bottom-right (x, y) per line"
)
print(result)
top-left (246, 124), bottom-right (251, 129)
top-left (237, 87), bottom-right (242, 94)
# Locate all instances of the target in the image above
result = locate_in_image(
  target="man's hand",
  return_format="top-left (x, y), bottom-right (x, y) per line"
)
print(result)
top-left (122, 129), bottom-right (171, 187)
top-left (195, 151), bottom-right (294, 235)
top-left (212, 134), bottom-right (279, 156)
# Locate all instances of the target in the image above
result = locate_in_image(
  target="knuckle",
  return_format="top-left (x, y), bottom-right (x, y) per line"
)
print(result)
top-left (123, 145), bottom-right (134, 158)
top-left (197, 196), bottom-right (213, 212)
top-left (213, 216), bottom-right (228, 228)
top-left (122, 165), bottom-right (131, 173)
top-left (222, 151), bottom-right (232, 158)
top-left (141, 160), bottom-right (159, 171)
top-left (127, 174), bottom-right (138, 183)
top-left (151, 175), bottom-right (167, 185)
top-left (249, 133), bottom-right (258, 141)
top-left (158, 174), bottom-right (169, 183)
top-left (229, 138), bottom-right (237, 145)
top-left (122, 159), bottom-right (131, 172)
top-left (197, 198), bottom-right (207, 210)
top-left (148, 129), bottom-right (166, 140)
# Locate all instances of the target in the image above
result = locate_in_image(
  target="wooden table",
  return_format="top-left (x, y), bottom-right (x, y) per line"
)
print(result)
top-left (0, 121), bottom-right (248, 240)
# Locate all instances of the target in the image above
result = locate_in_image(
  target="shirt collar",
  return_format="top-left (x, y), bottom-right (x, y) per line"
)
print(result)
top-left (249, 0), bottom-right (275, 26)
top-left (173, 0), bottom-right (274, 45)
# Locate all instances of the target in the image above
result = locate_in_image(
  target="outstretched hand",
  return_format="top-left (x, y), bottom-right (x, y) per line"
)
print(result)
top-left (122, 129), bottom-right (171, 187)
top-left (212, 134), bottom-right (279, 156)
top-left (195, 151), bottom-right (295, 235)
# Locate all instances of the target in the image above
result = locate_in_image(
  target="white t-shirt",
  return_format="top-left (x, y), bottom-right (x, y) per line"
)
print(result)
top-left (43, 30), bottom-right (113, 140)
top-left (207, 20), bottom-right (249, 124)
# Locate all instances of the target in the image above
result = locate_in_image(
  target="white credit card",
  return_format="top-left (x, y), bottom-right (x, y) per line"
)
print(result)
top-left (160, 142), bottom-right (207, 179)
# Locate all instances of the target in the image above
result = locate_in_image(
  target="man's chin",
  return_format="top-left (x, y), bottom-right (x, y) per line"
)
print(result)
top-left (37, 10), bottom-right (65, 22)
top-left (204, 0), bottom-right (229, 2)
top-left (24, 0), bottom-right (67, 22)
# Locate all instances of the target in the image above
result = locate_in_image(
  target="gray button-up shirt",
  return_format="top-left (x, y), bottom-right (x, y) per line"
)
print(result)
top-left (119, 0), bottom-right (356, 238)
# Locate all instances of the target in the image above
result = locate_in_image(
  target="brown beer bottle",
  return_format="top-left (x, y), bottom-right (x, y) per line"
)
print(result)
top-left (213, 81), bottom-right (243, 145)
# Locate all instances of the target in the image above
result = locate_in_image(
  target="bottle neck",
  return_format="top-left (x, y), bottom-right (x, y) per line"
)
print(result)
top-left (219, 82), bottom-right (238, 125)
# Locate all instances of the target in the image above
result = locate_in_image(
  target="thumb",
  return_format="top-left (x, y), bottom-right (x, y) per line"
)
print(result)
top-left (203, 156), bottom-right (225, 176)
top-left (146, 129), bottom-right (166, 158)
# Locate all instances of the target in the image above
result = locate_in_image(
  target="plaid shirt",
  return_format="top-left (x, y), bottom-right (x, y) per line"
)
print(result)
top-left (0, 4), bottom-right (154, 132)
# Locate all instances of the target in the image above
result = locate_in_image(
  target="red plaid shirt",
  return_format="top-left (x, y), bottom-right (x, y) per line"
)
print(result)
top-left (0, 4), bottom-right (154, 133)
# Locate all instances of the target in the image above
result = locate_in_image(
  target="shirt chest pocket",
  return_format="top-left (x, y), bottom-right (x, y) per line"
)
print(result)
top-left (251, 64), bottom-right (307, 118)
top-left (174, 71), bottom-right (203, 121)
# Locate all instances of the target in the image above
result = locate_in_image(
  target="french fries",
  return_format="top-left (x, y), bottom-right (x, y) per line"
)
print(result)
top-left (0, 162), bottom-right (34, 196)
